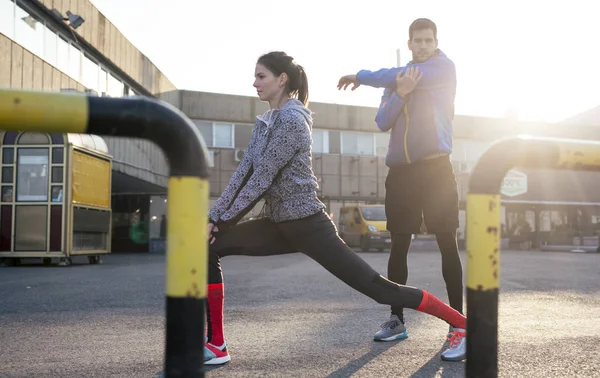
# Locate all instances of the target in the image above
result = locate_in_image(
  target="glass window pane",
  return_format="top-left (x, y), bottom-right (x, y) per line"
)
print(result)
top-left (214, 123), bottom-right (233, 148)
top-left (52, 147), bottom-right (64, 164)
top-left (312, 130), bottom-right (324, 153)
top-left (357, 133), bottom-right (374, 155)
top-left (0, 0), bottom-right (15, 39)
top-left (15, 3), bottom-right (44, 57)
top-left (342, 132), bottom-right (358, 155)
top-left (376, 133), bottom-right (390, 156)
top-left (3, 148), bottom-right (14, 164)
top-left (68, 44), bottom-right (81, 81)
top-left (2, 167), bottom-right (13, 184)
top-left (2, 186), bottom-right (13, 202)
top-left (17, 148), bottom-right (49, 201)
top-left (342, 132), bottom-right (374, 155)
top-left (51, 185), bottom-right (63, 202)
top-left (56, 35), bottom-right (69, 73)
top-left (106, 73), bottom-right (124, 98)
top-left (14, 205), bottom-right (47, 251)
top-left (18, 132), bottom-right (49, 144)
top-left (44, 25), bottom-right (57, 66)
top-left (51, 166), bottom-right (63, 183)
top-left (234, 124), bottom-right (252, 149)
top-left (312, 129), bottom-right (329, 154)
top-left (82, 55), bottom-right (99, 92)
top-left (98, 68), bottom-right (108, 96)
top-left (194, 121), bottom-right (213, 147)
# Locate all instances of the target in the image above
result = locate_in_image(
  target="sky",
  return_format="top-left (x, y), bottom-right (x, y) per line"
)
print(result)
top-left (90, 0), bottom-right (600, 123)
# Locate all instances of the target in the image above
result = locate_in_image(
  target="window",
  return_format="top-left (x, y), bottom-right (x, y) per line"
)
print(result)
top-left (194, 121), bottom-right (213, 146)
top-left (214, 123), bottom-right (234, 148)
top-left (106, 73), bottom-right (124, 98)
top-left (82, 55), bottom-right (99, 92)
top-left (2, 167), bottom-right (13, 184)
top-left (193, 121), bottom-right (234, 148)
top-left (3, 148), bottom-right (14, 164)
top-left (353, 208), bottom-right (361, 223)
top-left (43, 25), bottom-right (57, 66)
top-left (56, 35), bottom-right (69, 74)
top-left (16, 148), bottom-right (49, 201)
top-left (0, 0), bottom-right (15, 39)
top-left (341, 131), bottom-right (374, 155)
top-left (312, 129), bottom-right (329, 154)
top-left (15, 2), bottom-right (44, 57)
top-left (360, 206), bottom-right (387, 221)
top-left (234, 124), bottom-right (253, 148)
top-left (68, 43), bottom-right (81, 81)
top-left (98, 68), bottom-right (108, 96)
top-left (375, 133), bottom-right (390, 156)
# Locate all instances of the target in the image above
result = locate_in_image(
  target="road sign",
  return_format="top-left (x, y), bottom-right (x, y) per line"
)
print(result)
top-left (501, 170), bottom-right (528, 197)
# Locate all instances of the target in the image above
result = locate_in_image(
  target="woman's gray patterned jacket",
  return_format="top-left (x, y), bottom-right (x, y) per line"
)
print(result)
top-left (209, 98), bottom-right (325, 230)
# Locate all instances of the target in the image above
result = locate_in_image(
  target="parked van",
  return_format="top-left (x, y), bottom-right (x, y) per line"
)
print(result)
top-left (339, 205), bottom-right (391, 251)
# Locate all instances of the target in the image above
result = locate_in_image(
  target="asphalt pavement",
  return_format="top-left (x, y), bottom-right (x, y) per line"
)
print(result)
top-left (1, 249), bottom-right (599, 378)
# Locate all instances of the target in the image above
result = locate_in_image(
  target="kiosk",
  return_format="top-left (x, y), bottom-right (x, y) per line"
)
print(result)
top-left (0, 131), bottom-right (112, 266)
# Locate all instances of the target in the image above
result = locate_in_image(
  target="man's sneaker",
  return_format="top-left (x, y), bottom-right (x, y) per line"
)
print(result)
top-left (447, 325), bottom-right (455, 338)
top-left (440, 328), bottom-right (466, 361)
top-left (373, 314), bottom-right (408, 341)
top-left (204, 342), bottom-right (230, 365)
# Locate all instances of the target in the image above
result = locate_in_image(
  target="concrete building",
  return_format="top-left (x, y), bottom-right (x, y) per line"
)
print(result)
top-left (1, 0), bottom-right (174, 252)
top-left (2, 0), bottom-right (599, 252)
top-left (188, 92), bottom-right (600, 251)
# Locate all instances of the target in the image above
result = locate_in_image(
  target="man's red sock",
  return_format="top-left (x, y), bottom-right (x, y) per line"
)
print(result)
top-left (416, 290), bottom-right (466, 330)
top-left (207, 283), bottom-right (225, 346)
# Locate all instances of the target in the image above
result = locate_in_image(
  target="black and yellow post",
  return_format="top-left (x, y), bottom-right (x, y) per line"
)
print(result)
top-left (466, 135), bottom-right (600, 378)
top-left (0, 89), bottom-right (210, 377)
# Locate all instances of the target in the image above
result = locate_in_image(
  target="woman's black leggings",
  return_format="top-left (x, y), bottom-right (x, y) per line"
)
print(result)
top-left (209, 211), bottom-right (424, 309)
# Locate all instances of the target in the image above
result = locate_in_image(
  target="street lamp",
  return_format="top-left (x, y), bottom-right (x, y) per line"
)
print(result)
top-left (51, 9), bottom-right (85, 29)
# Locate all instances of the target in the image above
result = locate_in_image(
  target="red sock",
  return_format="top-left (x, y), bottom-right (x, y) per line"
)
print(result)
top-left (207, 283), bottom-right (225, 346)
top-left (416, 290), bottom-right (466, 330)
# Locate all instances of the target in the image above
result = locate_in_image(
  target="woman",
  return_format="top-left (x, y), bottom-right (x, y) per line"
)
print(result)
top-left (204, 51), bottom-right (466, 365)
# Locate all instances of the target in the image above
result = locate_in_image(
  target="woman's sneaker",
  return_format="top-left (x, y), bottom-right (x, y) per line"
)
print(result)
top-left (204, 341), bottom-right (231, 365)
top-left (440, 328), bottom-right (466, 361)
top-left (373, 314), bottom-right (409, 341)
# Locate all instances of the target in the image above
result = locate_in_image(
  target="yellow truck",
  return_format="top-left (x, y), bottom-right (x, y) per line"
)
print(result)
top-left (339, 205), bottom-right (390, 252)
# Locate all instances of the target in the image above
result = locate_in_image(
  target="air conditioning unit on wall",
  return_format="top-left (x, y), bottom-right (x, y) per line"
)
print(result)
top-left (234, 148), bottom-right (245, 162)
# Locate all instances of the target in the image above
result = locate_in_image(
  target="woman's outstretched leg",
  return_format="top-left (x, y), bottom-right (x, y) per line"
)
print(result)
top-left (278, 212), bottom-right (466, 360)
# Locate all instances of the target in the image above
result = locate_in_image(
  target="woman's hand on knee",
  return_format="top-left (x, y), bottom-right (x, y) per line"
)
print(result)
top-left (208, 222), bottom-right (219, 244)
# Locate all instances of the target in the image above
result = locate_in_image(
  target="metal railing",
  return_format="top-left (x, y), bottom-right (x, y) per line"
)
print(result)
top-left (465, 135), bottom-right (600, 377)
top-left (0, 89), bottom-right (210, 377)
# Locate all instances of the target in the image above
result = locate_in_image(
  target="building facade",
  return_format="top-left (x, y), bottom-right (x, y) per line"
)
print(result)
top-left (1, 0), bottom-right (175, 252)
top-left (186, 93), bottom-right (600, 250)
top-left (2, 0), bottom-right (599, 252)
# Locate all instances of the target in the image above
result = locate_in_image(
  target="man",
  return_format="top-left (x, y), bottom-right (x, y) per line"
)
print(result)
top-left (338, 18), bottom-right (463, 345)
